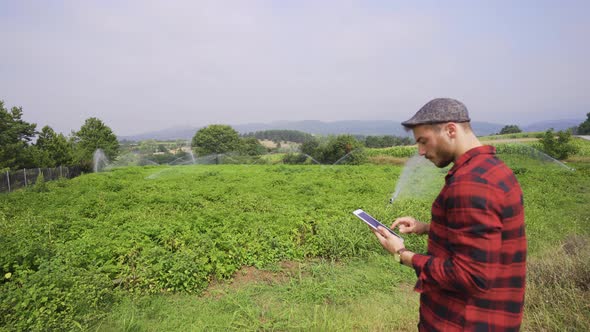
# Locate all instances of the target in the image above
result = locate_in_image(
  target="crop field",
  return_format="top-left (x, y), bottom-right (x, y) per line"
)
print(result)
top-left (1, 157), bottom-right (590, 330)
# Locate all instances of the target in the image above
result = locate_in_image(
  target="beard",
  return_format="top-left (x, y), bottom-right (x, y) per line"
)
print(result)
top-left (433, 157), bottom-right (453, 168)
top-left (426, 148), bottom-right (454, 168)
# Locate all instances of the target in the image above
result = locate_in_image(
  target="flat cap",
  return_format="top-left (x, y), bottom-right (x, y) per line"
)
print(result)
top-left (402, 98), bottom-right (470, 128)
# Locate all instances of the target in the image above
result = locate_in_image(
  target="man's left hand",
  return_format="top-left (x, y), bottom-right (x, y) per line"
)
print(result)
top-left (372, 226), bottom-right (405, 255)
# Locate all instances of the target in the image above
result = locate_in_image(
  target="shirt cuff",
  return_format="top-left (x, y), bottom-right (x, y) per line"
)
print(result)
top-left (411, 253), bottom-right (430, 273)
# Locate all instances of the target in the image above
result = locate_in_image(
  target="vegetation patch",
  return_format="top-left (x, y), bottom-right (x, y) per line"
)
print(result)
top-left (1, 159), bottom-right (589, 330)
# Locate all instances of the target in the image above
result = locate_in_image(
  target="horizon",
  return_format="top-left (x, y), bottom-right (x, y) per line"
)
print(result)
top-left (117, 117), bottom-right (584, 140)
top-left (2, 1), bottom-right (588, 136)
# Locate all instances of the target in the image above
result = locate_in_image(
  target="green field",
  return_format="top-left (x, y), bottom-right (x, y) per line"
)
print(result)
top-left (1, 160), bottom-right (589, 330)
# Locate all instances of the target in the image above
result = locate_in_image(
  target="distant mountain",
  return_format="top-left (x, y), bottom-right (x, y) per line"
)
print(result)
top-left (119, 118), bottom-right (584, 142)
top-left (521, 119), bottom-right (582, 133)
top-left (236, 120), bottom-right (410, 136)
top-left (118, 126), bottom-right (200, 142)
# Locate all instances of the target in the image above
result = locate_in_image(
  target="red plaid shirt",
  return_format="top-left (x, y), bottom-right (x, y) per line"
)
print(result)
top-left (411, 145), bottom-right (526, 331)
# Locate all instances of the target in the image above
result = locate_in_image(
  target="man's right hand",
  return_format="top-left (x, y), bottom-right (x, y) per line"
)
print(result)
top-left (391, 217), bottom-right (429, 235)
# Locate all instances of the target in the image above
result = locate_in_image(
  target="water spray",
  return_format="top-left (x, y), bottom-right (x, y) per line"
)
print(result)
top-left (386, 154), bottom-right (447, 208)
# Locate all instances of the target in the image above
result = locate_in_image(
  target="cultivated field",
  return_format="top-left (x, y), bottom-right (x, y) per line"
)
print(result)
top-left (1, 149), bottom-right (589, 331)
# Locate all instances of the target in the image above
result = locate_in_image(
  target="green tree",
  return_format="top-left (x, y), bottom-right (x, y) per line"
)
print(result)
top-left (36, 126), bottom-right (74, 167)
top-left (157, 144), bottom-right (168, 153)
top-left (577, 113), bottom-right (590, 135)
top-left (499, 125), bottom-right (522, 135)
top-left (239, 137), bottom-right (267, 156)
top-left (243, 130), bottom-right (314, 143)
top-left (191, 125), bottom-right (241, 156)
top-left (538, 129), bottom-right (579, 160)
top-left (364, 135), bottom-right (412, 148)
top-left (72, 118), bottom-right (119, 170)
top-left (300, 139), bottom-right (320, 158)
top-left (300, 135), bottom-right (366, 164)
top-left (0, 101), bottom-right (37, 170)
top-left (139, 140), bottom-right (158, 154)
top-left (321, 135), bottom-right (366, 164)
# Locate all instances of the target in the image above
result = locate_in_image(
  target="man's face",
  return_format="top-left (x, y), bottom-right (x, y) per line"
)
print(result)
top-left (412, 124), bottom-right (454, 168)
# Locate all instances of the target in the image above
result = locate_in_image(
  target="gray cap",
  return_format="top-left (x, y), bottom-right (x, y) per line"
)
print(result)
top-left (401, 98), bottom-right (470, 128)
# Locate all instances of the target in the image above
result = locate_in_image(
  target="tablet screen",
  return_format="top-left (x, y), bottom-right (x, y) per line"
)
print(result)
top-left (353, 209), bottom-right (403, 241)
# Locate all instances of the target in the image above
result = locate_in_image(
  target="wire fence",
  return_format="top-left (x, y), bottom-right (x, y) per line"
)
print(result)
top-left (0, 166), bottom-right (84, 193)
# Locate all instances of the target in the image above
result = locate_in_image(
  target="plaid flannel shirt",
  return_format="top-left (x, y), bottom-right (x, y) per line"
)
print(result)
top-left (411, 145), bottom-right (527, 331)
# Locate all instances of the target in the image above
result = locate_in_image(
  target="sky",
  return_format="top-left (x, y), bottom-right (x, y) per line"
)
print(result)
top-left (1, 0), bottom-right (589, 136)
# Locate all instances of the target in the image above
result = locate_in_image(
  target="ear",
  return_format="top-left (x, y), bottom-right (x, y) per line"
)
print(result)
top-left (445, 122), bottom-right (458, 139)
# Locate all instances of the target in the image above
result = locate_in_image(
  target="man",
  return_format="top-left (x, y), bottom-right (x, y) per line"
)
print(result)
top-left (372, 98), bottom-right (526, 331)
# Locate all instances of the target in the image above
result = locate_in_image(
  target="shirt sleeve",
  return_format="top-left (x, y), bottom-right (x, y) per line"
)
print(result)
top-left (411, 179), bottom-right (503, 295)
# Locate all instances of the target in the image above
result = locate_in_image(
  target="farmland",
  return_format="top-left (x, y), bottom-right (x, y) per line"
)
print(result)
top-left (1, 150), bottom-right (590, 330)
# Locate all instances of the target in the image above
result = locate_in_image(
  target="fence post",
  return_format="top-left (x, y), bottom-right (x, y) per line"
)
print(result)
top-left (6, 171), bottom-right (10, 192)
top-left (23, 168), bottom-right (27, 187)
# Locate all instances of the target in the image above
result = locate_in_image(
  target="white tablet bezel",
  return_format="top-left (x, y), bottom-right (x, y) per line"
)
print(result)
top-left (353, 209), bottom-right (404, 241)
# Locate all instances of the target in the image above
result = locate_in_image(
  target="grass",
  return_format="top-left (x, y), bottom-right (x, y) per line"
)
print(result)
top-left (96, 161), bottom-right (590, 331)
top-left (523, 236), bottom-right (590, 331)
top-left (96, 254), bottom-right (420, 331)
top-left (478, 131), bottom-right (544, 141)
top-left (2, 159), bottom-right (590, 331)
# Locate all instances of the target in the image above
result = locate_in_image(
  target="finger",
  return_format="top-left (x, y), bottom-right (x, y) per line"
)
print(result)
top-left (391, 217), bottom-right (412, 228)
top-left (376, 226), bottom-right (390, 239)
top-left (371, 228), bottom-right (385, 242)
top-left (391, 219), bottom-right (406, 229)
top-left (398, 225), bottom-right (409, 233)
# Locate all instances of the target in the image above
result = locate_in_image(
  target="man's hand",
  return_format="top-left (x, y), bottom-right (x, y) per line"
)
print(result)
top-left (391, 216), bottom-right (429, 235)
top-left (372, 226), bottom-right (405, 255)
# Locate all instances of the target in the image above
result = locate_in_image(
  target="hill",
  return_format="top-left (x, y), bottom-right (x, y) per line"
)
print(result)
top-left (117, 118), bottom-right (586, 142)
top-left (118, 120), bottom-right (506, 141)
top-left (521, 119), bottom-right (582, 132)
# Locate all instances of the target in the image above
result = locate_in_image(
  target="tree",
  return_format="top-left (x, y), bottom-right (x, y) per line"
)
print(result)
top-left (499, 125), bottom-right (522, 135)
top-left (577, 112), bottom-right (590, 135)
top-left (300, 139), bottom-right (320, 158)
top-left (538, 129), bottom-right (579, 160)
top-left (191, 125), bottom-right (241, 156)
top-left (0, 100), bottom-right (37, 170)
top-left (300, 135), bottom-right (366, 164)
top-left (239, 137), bottom-right (267, 156)
top-left (72, 117), bottom-right (119, 170)
top-left (243, 130), bottom-right (314, 143)
top-left (364, 135), bottom-right (413, 148)
top-left (139, 140), bottom-right (158, 154)
top-left (36, 126), bottom-right (74, 167)
top-left (321, 135), bottom-right (366, 164)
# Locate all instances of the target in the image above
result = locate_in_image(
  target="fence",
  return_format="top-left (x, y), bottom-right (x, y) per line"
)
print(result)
top-left (0, 166), bottom-right (83, 193)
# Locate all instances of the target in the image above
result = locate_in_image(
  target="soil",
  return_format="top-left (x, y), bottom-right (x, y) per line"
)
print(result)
top-left (204, 261), bottom-right (305, 298)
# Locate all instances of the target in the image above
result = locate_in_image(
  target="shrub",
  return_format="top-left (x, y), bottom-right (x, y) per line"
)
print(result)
top-left (0, 260), bottom-right (115, 331)
top-left (32, 172), bottom-right (49, 193)
top-left (538, 129), bottom-right (579, 160)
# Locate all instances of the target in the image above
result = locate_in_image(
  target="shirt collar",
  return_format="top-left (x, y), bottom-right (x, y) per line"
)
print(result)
top-left (448, 145), bottom-right (496, 176)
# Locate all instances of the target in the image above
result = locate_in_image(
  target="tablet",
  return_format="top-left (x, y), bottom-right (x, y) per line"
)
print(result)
top-left (353, 209), bottom-right (404, 241)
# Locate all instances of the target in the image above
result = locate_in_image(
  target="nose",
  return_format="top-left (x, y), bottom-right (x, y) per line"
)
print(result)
top-left (418, 145), bottom-right (426, 156)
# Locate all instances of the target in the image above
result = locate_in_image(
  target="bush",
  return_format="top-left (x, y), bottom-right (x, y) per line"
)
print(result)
top-left (283, 153), bottom-right (311, 165)
top-left (499, 125), bottom-right (522, 134)
top-left (0, 261), bottom-right (115, 331)
top-left (299, 135), bottom-right (367, 165)
top-left (32, 172), bottom-right (49, 193)
top-left (538, 129), bottom-right (579, 160)
top-left (366, 146), bottom-right (417, 158)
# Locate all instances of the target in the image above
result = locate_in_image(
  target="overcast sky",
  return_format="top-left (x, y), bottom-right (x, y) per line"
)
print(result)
top-left (1, 0), bottom-right (589, 136)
